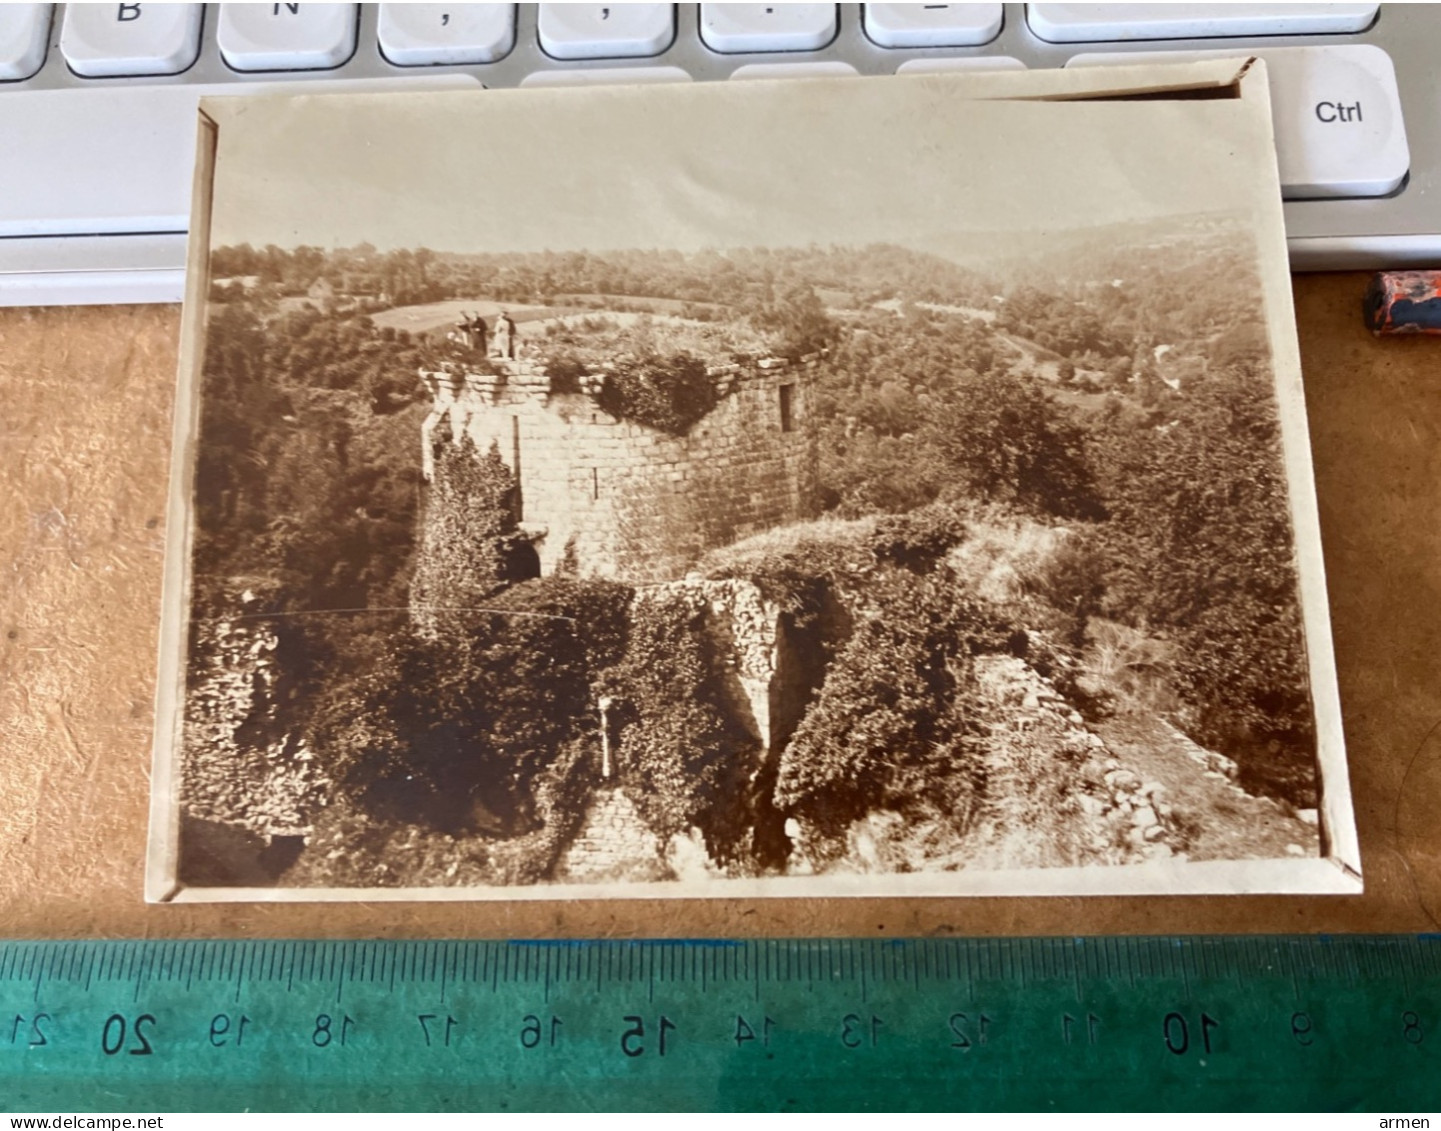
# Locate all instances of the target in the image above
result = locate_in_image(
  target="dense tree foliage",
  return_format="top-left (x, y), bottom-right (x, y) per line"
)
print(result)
top-left (210, 242), bottom-right (991, 329)
top-left (1091, 364), bottom-right (1314, 797)
top-left (775, 570), bottom-right (984, 829)
top-left (595, 351), bottom-right (719, 436)
top-left (933, 370), bottom-right (1106, 521)
top-left (308, 578), bottom-right (631, 833)
top-left (595, 594), bottom-right (747, 839)
top-left (409, 436), bottom-right (534, 637)
top-left (748, 280), bottom-right (838, 359)
top-left (193, 301), bottom-right (431, 616)
top-left (212, 243), bottom-right (443, 307)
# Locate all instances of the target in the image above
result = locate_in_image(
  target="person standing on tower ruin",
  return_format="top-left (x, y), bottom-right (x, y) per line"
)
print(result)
top-left (494, 310), bottom-right (516, 360)
top-left (466, 311), bottom-right (488, 356)
top-left (489, 310), bottom-right (506, 359)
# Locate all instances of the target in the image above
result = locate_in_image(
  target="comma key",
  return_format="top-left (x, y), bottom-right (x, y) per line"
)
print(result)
top-left (537, 4), bottom-right (675, 61)
top-left (1070, 45), bottom-right (1409, 200)
top-left (378, 4), bottom-right (515, 66)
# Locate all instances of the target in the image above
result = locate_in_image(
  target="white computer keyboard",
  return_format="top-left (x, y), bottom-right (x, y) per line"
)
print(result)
top-left (1, 3), bottom-right (1437, 306)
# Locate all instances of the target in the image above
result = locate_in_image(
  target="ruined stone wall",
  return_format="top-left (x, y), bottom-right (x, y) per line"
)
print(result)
top-left (181, 591), bottom-right (324, 841)
top-left (421, 356), bottom-right (822, 583)
top-left (548, 578), bottom-right (785, 882)
top-left (554, 787), bottom-right (664, 882)
top-left (640, 577), bottom-right (785, 755)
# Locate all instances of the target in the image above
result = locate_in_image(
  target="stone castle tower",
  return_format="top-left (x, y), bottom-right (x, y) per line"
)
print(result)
top-left (418, 352), bottom-right (822, 583)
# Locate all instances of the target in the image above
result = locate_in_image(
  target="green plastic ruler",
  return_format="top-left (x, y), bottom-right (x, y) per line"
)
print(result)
top-left (0, 936), bottom-right (1437, 1111)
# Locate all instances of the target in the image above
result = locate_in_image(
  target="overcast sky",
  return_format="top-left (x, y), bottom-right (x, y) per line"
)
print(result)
top-left (204, 70), bottom-right (1276, 258)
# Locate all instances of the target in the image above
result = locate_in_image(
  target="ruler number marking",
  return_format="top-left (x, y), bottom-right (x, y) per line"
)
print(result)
top-left (1062, 1012), bottom-right (1100, 1046)
top-left (734, 1014), bottom-right (774, 1049)
top-left (101, 1013), bottom-right (154, 1057)
top-left (621, 1015), bottom-right (673, 1057)
top-left (1402, 1010), bottom-right (1425, 1045)
top-left (209, 1013), bottom-right (249, 1048)
top-left (520, 1014), bottom-right (561, 1049)
top-left (313, 1013), bottom-right (353, 1048)
top-left (843, 1013), bottom-right (883, 1049)
top-left (1290, 1010), bottom-right (1315, 1047)
top-left (10, 1013), bottom-right (49, 1048)
top-left (1163, 1011), bottom-right (1218, 1056)
top-left (948, 1011), bottom-right (989, 1051)
top-left (417, 1014), bottom-right (457, 1048)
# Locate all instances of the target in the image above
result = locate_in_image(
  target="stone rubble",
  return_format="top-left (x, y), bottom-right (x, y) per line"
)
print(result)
top-left (1161, 718), bottom-right (1240, 780)
top-left (975, 655), bottom-right (1183, 865)
top-left (783, 653), bottom-right (1191, 875)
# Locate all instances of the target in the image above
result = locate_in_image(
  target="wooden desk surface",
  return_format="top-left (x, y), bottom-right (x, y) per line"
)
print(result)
top-left (2, 274), bottom-right (1438, 939)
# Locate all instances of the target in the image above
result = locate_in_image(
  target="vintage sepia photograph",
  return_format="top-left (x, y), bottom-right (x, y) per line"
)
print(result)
top-left (150, 69), bottom-right (1356, 899)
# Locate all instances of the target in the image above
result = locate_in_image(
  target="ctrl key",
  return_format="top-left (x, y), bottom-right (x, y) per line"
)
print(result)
top-left (1270, 45), bottom-right (1410, 199)
top-left (1071, 45), bottom-right (1409, 200)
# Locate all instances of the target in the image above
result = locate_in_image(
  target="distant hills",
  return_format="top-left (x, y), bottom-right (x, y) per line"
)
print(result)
top-left (915, 211), bottom-right (1251, 279)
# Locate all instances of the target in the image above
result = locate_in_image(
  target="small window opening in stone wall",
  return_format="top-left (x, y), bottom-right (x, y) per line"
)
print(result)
top-left (779, 384), bottom-right (795, 432)
top-left (592, 467), bottom-right (600, 500)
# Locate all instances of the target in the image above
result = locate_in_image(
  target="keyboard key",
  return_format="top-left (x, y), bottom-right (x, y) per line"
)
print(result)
top-left (700, 4), bottom-right (837, 54)
top-left (0, 4), bottom-right (52, 81)
top-left (1071, 46), bottom-right (1408, 199)
top-left (521, 65), bottom-right (690, 86)
top-left (729, 60), bottom-right (856, 78)
top-left (0, 232), bottom-right (189, 306)
top-left (0, 75), bottom-right (479, 238)
top-left (61, 3), bottom-right (201, 78)
top-left (1029, 4), bottom-right (1379, 44)
top-left (378, 4), bottom-right (515, 65)
top-left (864, 4), bottom-right (1002, 48)
top-left (537, 4), bottom-right (674, 60)
top-left (896, 56), bottom-right (1026, 73)
top-left (218, 3), bottom-right (358, 72)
